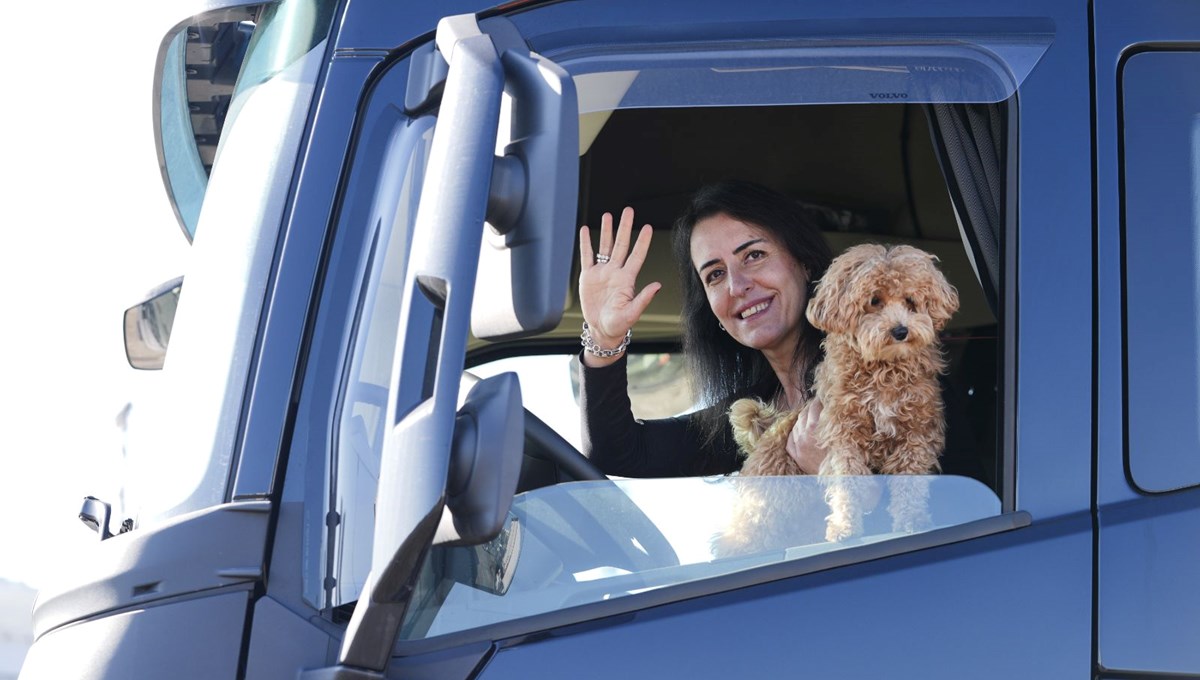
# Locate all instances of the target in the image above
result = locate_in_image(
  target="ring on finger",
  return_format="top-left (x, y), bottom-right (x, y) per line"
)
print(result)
top-left (595, 253), bottom-right (611, 264)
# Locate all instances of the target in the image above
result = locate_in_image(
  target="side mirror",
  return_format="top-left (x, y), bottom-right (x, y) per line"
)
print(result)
top-left (438, 372), bottom-right (525, 546)
top-left (123, 277), bottom-right (183, 370)
top-left (469, 16), bottom-right (580, 341)
top-left (153, 4), bottom-right (257, 241)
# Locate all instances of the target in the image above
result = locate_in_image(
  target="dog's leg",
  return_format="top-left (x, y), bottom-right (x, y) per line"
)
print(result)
top-left (880, 451), bottom-right (937, 534)
top-left (819, 451), bottom-right (873, 541)
top-left (884, 475), bottom-right (932, 534)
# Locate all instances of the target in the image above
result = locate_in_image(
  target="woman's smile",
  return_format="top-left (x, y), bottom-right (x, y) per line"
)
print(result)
top-left (736, 297), bottom-right (773, 320)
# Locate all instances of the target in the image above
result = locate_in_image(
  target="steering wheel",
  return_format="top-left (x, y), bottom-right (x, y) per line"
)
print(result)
top-left (460, 371), bottom-right (679, 571)
top-left (459, 370), bottom-right (605, 482)
top-left (522, 407), bottom-right (606, 481)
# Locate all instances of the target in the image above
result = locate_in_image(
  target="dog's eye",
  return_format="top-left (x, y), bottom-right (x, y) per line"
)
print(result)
top-left (905, 297), bottom-right (917, 311)
top-left (869, 296), bottom-right (881, 307)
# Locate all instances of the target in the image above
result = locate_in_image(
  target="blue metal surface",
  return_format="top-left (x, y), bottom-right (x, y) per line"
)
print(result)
top-left (232, 52), bottom-right (384, 500)
top-left (1094, 0), bottom-right (1200, 673)
top-left (478, 514), bottom-right (1093, 679)
top-left (1004, 1), bottom-right (1095, 522)
top-left (21, 590), bottom-right (250, 680)
top-left (334, 0), bottom-right (501, 51)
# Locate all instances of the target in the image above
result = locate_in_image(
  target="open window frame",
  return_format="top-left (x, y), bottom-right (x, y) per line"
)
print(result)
top-left (313, 12), bottom-right (1037, 663)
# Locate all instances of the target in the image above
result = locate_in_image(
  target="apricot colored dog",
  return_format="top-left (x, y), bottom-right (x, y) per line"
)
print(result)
top-left (728, 244), bottom-right (959, 542)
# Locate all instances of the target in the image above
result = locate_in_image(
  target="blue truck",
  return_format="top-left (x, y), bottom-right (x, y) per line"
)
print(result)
top-left (20, 0), bottom-right (1200, 677)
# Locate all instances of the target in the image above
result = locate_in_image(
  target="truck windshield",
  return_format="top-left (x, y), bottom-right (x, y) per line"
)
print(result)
top-left (127, 0), bottom-right (335, 528)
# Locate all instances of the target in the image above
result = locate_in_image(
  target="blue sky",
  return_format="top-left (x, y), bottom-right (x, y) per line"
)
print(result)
top-left (0, 0), bottom-right (190, 590)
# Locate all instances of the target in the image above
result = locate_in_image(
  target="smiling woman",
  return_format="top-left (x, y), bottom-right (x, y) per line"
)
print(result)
top-left (576, 180), bottom-right (837, 479)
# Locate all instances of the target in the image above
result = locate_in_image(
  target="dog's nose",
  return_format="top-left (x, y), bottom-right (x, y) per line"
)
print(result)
top-left (891, 325), bottom-right (909, 341)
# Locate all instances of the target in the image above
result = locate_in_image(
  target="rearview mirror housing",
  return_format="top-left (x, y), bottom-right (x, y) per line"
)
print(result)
top-left (470, 17), bottom-right (580, 341)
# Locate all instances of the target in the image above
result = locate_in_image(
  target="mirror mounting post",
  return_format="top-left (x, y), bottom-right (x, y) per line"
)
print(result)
top-left (307, 14), bottom-right (525, 678)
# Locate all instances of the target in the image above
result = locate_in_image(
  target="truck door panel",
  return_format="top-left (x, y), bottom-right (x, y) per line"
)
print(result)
top-left (1095, 1), bottom-right (1200, 673)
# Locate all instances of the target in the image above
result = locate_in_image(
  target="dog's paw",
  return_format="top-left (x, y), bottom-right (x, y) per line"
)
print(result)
top-left (891, 512), bottom-right (932, 535)
top-left (824, 514), bottom-right (862, 542)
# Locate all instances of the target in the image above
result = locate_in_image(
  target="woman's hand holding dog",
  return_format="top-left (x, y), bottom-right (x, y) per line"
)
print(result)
top-left (578, 207), bottom-right (662, 367)
top-left (787, 398), bottom-right (828, 474)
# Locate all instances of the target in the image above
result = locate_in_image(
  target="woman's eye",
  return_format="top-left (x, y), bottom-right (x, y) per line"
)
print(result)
top-left (745, 249), bottom-right (766, 262)
top-left (704, 269), bottom-right (725, 285)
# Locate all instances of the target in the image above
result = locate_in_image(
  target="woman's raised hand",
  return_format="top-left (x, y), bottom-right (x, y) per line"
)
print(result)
top-left (578, 207), bottom-right (662, 365)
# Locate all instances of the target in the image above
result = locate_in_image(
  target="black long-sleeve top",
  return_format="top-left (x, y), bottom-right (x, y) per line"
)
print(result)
top-left (579, 353), bottom-right (990, 486)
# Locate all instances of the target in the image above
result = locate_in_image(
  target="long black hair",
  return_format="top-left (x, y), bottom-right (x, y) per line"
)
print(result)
top-left (670, 180), bottom-right (834, 447)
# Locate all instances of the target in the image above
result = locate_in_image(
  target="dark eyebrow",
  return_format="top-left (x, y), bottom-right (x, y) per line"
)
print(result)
top-left (733, 238), bottom-right (766, 255)
top-left (697, 238), bottom-right (767, 274)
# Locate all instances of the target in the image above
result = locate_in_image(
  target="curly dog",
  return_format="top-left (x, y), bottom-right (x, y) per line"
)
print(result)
top-left (728, 243), bottom-right (959, 543)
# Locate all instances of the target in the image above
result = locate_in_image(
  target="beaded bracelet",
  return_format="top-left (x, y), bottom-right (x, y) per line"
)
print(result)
top-left (580, 322), bottom-right (632, 358)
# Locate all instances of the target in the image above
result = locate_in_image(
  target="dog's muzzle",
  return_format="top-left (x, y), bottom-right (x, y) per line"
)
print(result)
top-left (890, 325), bottom-right (909, 341)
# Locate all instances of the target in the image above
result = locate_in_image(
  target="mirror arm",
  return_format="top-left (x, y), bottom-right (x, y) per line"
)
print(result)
top-left (320, 14), bottom-right (507, 676)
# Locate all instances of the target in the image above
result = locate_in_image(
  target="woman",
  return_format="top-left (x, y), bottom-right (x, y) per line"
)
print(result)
top-left (577, 180), bottom-right (834, 477)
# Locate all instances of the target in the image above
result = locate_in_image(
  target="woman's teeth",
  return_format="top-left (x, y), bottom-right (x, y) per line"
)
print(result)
top-left (740, 301), bottom-right (769, 319)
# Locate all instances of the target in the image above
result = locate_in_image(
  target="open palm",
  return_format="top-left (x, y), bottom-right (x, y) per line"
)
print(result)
top-left (578, 207), bottom-right (662, 348)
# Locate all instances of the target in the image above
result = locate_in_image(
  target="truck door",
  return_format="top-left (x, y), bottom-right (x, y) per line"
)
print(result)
top-left (1094, 0), bottom-right (1200, 676)
top-left (277, 1), bottom-right (1103, 678)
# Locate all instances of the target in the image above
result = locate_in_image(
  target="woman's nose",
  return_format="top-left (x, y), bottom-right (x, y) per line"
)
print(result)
top-left (727, 270), bottom-right (752, 296)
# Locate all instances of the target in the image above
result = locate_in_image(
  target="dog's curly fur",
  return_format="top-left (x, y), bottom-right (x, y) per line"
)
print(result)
top-left (726, 243), bottom-right (959, 544)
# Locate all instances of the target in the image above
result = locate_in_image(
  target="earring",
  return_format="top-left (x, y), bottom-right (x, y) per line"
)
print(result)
top-left (719, 322), bottom-right (726, 332)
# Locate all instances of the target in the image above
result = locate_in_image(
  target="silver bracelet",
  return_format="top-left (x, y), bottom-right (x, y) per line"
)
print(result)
top-left (581, 322), bottom-right (632, 358)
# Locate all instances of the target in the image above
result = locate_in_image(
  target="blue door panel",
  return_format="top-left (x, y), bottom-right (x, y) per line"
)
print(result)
top-left (1093, 0), bottom-right (1200, 674)
top-left (19, 591), bottom-right (248, 680)
top-left (1098, 494), bottom-right (1200, 672)
top-left (480, 520), bottom-right (1092, 679)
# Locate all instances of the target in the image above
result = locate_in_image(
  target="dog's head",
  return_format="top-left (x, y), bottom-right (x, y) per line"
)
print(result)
top-left (807, 244), bottom-right (959, 361)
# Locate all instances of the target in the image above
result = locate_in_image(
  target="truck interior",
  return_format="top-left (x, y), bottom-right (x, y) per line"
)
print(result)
top-left (469, 100), bottom-right (1005, 498)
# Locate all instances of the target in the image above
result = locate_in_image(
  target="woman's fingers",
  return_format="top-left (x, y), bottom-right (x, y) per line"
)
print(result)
top-left (579, 225), bottom-right (594, 270)
top-left (598, 211), bottom-right (615, 261)
top-left (629, 281), bottom-right (663, 319)
top-left (611, 207), bottom-right (635, 264)
top-left (806, 398), bottom-right (823, 432)
top-left (623, 224), bottom-right (654, 274)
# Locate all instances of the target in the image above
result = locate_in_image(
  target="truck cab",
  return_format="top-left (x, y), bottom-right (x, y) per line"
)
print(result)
top-left (20, 0), bottom-right (1200, 678)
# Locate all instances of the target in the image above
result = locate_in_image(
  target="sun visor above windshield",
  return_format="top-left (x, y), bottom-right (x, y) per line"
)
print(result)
top-left (560, 19), bottom-right (1053, 123)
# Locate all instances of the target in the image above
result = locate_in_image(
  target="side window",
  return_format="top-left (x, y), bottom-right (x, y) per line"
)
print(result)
top-left (280, 47), bottom-right (441, 611)
top-left (395, 92), bottom-right (1012, 643)
top-left (469, 352), bottom-right (696, 450)
top-left (1122, 50), bottom-right (1200, 492)
top-left (330, 117), bottom-right (435, 607)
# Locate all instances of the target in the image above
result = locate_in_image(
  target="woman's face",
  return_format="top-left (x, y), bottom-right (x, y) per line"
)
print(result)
top-left (690, 213), bottom-right (810, 361)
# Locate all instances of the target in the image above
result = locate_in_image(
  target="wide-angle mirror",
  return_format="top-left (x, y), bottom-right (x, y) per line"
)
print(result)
top-left (123, 277), bottom-right (183, 370)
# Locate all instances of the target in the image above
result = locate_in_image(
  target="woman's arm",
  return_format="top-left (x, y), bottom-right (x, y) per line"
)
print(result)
top-left (579, 354), bottom-right (740, 478)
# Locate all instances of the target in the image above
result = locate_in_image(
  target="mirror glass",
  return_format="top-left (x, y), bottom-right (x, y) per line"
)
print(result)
top-left (155, 5), bottom-right (258, 240)
top-left (124, 278), bottom-right (183, 370)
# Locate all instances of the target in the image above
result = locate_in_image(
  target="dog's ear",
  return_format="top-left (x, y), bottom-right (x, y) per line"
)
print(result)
top-left (921, 253), bottom-right (960, 330)
top-left (807, 244), bottom-right (885, 333)
top-left (728, 398), bottom-right (779, 456)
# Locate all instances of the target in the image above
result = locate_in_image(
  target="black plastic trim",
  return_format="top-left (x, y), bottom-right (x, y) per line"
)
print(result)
top-left (1086, 3), bottom-right (1102, 679)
